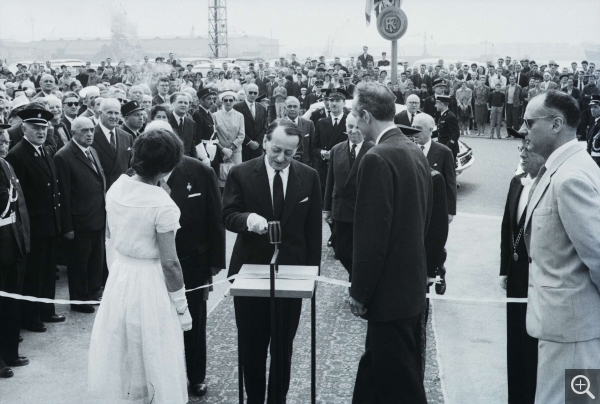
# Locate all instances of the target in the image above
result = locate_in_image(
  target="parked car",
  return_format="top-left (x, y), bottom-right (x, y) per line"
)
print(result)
top-left (303, 100), bottom-right (474, 175)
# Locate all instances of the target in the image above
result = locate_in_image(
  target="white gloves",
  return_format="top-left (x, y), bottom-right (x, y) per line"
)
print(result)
top-left (247, 213), bottom-right (268, 234)
top-left (169, 287), bottom-right (192, 332)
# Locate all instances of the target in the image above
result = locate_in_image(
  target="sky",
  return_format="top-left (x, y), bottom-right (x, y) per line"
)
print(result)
top-left (1, 0), bottom-right (599, 57)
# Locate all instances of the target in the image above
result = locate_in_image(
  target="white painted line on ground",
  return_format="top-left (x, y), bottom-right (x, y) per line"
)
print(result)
top-left (456, 212), bottom-right (503, 220)
top-left (432, 300), bottom-right (450, 404)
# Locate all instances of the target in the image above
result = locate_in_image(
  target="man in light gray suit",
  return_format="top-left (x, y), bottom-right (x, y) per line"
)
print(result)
top-left (284, 96), bottom-right (315, 167)
top-left (523, 90), bottom-right (600, 404)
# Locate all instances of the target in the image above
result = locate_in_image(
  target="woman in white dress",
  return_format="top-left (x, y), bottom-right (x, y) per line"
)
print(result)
top-left (88, 128), bottom-right (192, 404)
top-left (213, 90), bottom-right (245, 188)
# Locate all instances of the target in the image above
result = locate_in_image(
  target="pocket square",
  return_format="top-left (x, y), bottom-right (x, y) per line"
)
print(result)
top-left (127, 147), bottom-right (131, 151)
top-left (434, 163), bottom-right (438, 166)
top-left (304, 134), bottom-right (310, 137)
top-left (299, 197), bottom-right (309, 203)
top-left (188, 193), bottom-right (202, 198)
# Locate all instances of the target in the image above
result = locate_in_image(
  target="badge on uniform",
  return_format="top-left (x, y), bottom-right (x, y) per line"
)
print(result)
top-left (187, 183), bottom-right (192, 192)
top-left (34, 152), bottom-right (39, 157)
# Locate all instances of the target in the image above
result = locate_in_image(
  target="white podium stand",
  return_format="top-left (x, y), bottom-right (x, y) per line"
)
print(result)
top-left (230, 264), bottom-right (319, 404)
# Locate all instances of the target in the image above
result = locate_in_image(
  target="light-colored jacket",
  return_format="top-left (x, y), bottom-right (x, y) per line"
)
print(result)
top-left (525, 142), bottom-right (600, 343)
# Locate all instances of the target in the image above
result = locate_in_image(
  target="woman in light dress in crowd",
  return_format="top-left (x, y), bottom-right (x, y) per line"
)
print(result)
top-left (88, 128), bottom-right (192, 404)
top-left (213, 90), bottom-right (245, 189)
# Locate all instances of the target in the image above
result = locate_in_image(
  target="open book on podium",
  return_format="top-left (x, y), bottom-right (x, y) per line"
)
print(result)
top-left (229, 264), bottom-right (319, 298)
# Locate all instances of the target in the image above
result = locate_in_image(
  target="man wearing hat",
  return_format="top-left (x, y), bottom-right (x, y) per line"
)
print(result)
top-left (307, 80), bottom-right (324, 107)
top-left (308, 88), bottom-right (331, 129)
top-left (312, 89), bottom-right (348, 201)
top-left (499, 127), bottom-right (543, 404)
top-left (0, 124), bottom-right (30, 377)
top-left (435, 95), bottom-right (460, 160)
top-left (54, 117), bottom-right (106, 313)
top-left (423, 78), bottom-right (448, 122)
top-left (580, 75), bottom-right (599, 137)
top-left (120, 101), bottom-right (145, 139)
top-left (586, 95), bottom-right (600, 168)
top-left (5, 109), bottom-right (65, 332)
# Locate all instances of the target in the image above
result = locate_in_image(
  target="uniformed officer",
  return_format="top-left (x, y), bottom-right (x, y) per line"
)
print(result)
top-left (0, 125), bottom-right (31, 377)
top-left (586, 95), bottom-right (600, 167)
top-left (435, 94), bottom-right (460, 162)
top-left (423, 78), bottom-right (448, 122)
top-left (5, 109), bottom-right (65, 333)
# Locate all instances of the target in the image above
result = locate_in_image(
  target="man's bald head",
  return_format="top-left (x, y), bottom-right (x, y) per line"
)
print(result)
top-left (71, 117), bottom-right (95, 147)
top-left (406, 94), bottom-right (421, 114)
top-left (71, 116), bottom-right (94, 133)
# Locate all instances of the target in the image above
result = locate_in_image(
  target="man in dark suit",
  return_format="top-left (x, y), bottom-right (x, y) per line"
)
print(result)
top-left (167, 93), bottom-right (199, 157)
top-left (120, 101), bottom-right (144, 140)
top-left (5, 109), bottom-right (65, 332)
top-left (412, 64), bottom-right (432, 93)
top-left (282, 96), bottom-right (315, 167)
top-left (265, 74), bottom-right (279, 122)
top-left (412, 113), bottom-right (457, 293)
top-left (158, 152), bottom-right (225, 398)
top-left (54, 117), bottom-right (106, 314)
top-left (233, 83), bottom-right (268, 162)
top-left (152, 76), bottom-right (171, 106)
top-left (92, 98), bottom-right (134, 190)
top-left (435, 95), bottom-right (460, 161)
top-left (306, 81), bottom-right (324, 107)
top-left (222, 119), bottom-right (322, 404)
top-left (308, 88), bottom-right (330, 128)
top-left (423, 79), bottom-right (448, 122)
top-left (586, 96), bottom-right (600, 167)
top-left (75, 66), bottom-right (88, 88)
top-left (61, 92), bottom-right (80, 134)
top-left (349, 82), bottom-right (432, 404)
top-left (561, 78), bottom-right (581, 103)
top-left (499, 129), bottom-right (542, 404)
top-left (357, 46), bottom-right (374, 67)
top-left (192, 88), bottom-right (222, 174)
top-left (311, 90), bottom-right (348, 198)
top-left (0, 128), bottom-right (31, 377)
top-left (394, 94), bottom-right (421, 126)
top-left (323, 114), bottom-right (374, 280)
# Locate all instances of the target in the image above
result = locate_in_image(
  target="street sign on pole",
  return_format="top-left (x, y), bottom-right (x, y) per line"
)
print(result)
top-left (376, 6), bottom-right (408, 83)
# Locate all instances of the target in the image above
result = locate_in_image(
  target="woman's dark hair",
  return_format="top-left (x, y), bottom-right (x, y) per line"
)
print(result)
top-left (130, 128), bottom-right (183, 178)
top-left (150, 105), bottom-right (169, 120)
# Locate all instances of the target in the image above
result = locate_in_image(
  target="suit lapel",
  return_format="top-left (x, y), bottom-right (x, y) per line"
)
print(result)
top-left (525, 143), bottom-right (582, 228)
top-left (71, 141), bottom-right (99, 177)
top-left (94, 125), bottom-right (116, 160)
top-left (23, 140), bottom-right (51, 177)
top-left (509, 177), bottom-right (524, 228)
top-left (426, 143), bottom-right (439, 167)
top-left (252, 158), bottom-right (275, 221)
top-left (241, 101), bottom-right (254, 122)
top-left (281, 161), bottom-right (301, 227)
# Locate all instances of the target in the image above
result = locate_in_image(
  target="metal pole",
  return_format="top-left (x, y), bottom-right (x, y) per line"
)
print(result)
top-left (270, 247), bottom-right (280, 402)
top-left (238, 327), bottom-right (244, 403)
top-left (391, 39), bottom-right (398, 84)
top-left (311, 291), bottom-right (316, 404)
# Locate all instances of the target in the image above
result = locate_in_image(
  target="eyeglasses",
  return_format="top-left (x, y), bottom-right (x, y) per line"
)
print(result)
top-left (223, 99), bottom-right (235, 103)
top-left (64, 102), bottom-right (80, 107)
top-left (523, 116), bottom-right (556, 130)
top-left (248, 91), bottom-right (258, 95)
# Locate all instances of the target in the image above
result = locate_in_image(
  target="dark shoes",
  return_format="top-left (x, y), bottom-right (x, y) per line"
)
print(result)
top-left (0, 367), bottom-right (14, 378)
top-left (71, 304), bottom-right (95, 313)
top-left (190, 383), bottom-right (207, 397)
top-left (435, 277), bottom-right (447, 295)
top-left (22, 322), bottom-right (47, 333)
top-left (6, 357), bottom-right (29, 367)
top-left (42, 314), bottom-right (66, 323)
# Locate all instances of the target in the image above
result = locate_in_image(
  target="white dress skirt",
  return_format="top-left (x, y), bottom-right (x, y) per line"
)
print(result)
top-left (88, 175), bottom-right (188, 404)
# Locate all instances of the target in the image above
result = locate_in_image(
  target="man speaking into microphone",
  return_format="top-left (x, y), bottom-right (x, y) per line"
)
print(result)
top-left (222, 119), bottom-right (322, 404)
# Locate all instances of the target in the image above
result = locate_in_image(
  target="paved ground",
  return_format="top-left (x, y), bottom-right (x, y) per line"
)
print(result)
top-left (0, 135), bottom-right (523, 404)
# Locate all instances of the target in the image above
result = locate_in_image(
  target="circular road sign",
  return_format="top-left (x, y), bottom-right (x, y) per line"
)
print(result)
top-left (376, 7), bottom-right (408, 41)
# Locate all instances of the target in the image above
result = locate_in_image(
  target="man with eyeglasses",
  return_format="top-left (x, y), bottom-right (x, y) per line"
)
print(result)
top-left (394, 94), bottom-right (421, 127)
top-left (54, 117), bottom-right (106, 314)
top-left (61, 92), bottom-right (80, 134)
top-left (521, 90), bottom-right (600, 403)
top-left (233, 83), bottom-right (268, 162)
top-left (499, 128), bottom-right (544, 404)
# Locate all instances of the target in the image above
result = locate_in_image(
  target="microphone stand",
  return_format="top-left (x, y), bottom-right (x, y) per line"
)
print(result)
top-left (268, 221), bottom-right (284, 403)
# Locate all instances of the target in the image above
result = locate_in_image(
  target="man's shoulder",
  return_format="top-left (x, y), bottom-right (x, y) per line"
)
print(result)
top-left (291, 159), bottom-right (318, 178)
top-left (232, 101), bottom-right (245, 111)
top-left (430, 140), bottom-right (452, 155)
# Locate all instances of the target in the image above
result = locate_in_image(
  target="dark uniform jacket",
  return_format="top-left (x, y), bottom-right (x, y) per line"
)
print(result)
top-left (425, 170), bottom-right (448, 278)
top-left (0, 158), bottom-right (30, 266)
top-left (5, 140), bottom-right (60, 238)
top-left (427, 141), bottom-right (457, 215)
top-left (312, 114), bottom-right (348, 190)
top-left (167, 112), bottom-right (199, 157)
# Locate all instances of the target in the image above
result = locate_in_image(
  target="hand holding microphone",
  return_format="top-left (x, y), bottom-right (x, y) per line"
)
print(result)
top-left (247, 213), bottom-right (268, 234)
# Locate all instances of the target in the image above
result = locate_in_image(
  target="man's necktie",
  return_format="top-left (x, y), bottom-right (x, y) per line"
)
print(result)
top-left (527, 165), bottom-right (548, 204)
top-left (421, 145), bottom-right (426, 155)
top-left (273, 170), bottom-right (284, 220)
top-left (350, 143), bottom-right (357, 166)
top-left (410, 113), bottom-right (415, 125)
top-left (250, 103), bottom-right (255, 119)
top-left (179, 117), bottom-right (184, 131)
top-left (85, 150), bottom-right (98, 174)
top-left (333, 117), bottom-right (338, 128)
top-left (109, 130), bottom-right (116, 150)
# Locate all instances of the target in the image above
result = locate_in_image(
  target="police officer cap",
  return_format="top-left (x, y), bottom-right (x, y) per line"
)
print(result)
top-left (589, 94), bottom-right (600, 105)
top-left (330, 89), bottom-right (350, 100)
top-left (316, 67), bottom-right (326, 73)
top-left (321, 89), bottom-right (332, 99)
top-left (197, 88), bottom-right (218, 100)
top-left (507, 128), bottom-right (526, 139)
top-left (121, 101), bottom-right (144, 117)
top-left (17, 108), bottom-right (54, 127)
top-left (433, 78), bottom-right (448, 88)
top-left (396, 124), bottom-right (421, 136)
top-left (87, 68), bottom-right (96, 73)
top-left (436, 95), bottom-right (451, 103)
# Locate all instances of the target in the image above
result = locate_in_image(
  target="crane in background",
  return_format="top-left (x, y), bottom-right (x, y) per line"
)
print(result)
top-left (208, 0), bottom-right (228, 58)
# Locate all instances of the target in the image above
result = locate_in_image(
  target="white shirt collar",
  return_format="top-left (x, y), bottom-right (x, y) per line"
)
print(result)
top-left (245, 99), bottom-right (255, 108)
top-left (331, 112), bottom-right (343, 120)
top-left (349, 139), bottom-right (364, 156)
top-left (545, 138), bottom-right (579, 170)
top-left (73, 139), bottom-right (90, 154)
top-left (375, 124), bottom-right (398, 145)
top-left (172, 111), bottom-right (185, 121)
top-left (162, 170), bottom-right (173, 183)
top-left (264, 155), bottom-right (290, 200)
top-left (421, 138), bottom-right (432, 156)
top-left (99, 122), bottom-right (115, 143)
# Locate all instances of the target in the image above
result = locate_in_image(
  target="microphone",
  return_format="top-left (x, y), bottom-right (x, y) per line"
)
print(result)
top-left (268, 221), bottom-right (282, 245)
